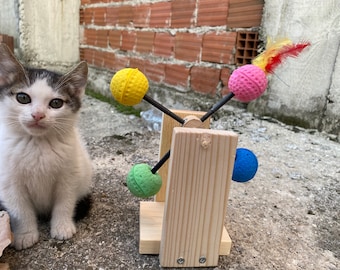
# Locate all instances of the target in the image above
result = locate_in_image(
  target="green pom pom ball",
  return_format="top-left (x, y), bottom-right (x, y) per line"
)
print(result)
top-left (127, 163), bottom-right (162, 198)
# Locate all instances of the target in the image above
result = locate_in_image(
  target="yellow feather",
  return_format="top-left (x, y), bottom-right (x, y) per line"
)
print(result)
top-left (252, 38), bottom-right (292, 73)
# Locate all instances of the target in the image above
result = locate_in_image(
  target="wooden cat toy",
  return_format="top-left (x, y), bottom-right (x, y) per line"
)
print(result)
top-left (109, 39), bottom-right (309, 267)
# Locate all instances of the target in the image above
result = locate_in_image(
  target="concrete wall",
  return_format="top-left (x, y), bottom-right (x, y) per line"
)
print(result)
top-left (0, 0), bottom-right (19, 47)
top-left (19, 0), bottom-right (81, 69)
top-left (0, 0), bottom-right (81, 70)
top-left (248, 0), bottom-right (340, 139)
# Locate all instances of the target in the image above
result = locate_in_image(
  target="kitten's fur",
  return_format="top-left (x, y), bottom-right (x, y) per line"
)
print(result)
top-left (0, 44), bottom-right (92, 250)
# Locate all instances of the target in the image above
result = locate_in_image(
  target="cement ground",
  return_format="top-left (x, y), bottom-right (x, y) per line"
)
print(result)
top-left (0, 95), bottom-right (339, 270)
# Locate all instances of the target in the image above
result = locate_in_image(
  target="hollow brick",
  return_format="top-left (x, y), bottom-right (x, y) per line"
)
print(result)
top-left (190, 66), bottom-right (221, 95)
top-left (202, 31), bottom-right (237, 64)
top-left (171, 0), bottom-right (196, 28)
top-left (154, 33), bottom-right (174, 57)
top-left (150, 2), bottom-right (171, 28)
top-left (174, 33), bottom-right (202, 62)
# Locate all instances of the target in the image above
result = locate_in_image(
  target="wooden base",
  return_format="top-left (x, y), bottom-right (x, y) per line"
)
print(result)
top-left (139, 201), bottom-right (232, 255)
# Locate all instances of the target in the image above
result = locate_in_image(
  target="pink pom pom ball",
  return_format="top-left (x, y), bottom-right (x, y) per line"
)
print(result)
top-left (228, 64), bottom-right (268, 102)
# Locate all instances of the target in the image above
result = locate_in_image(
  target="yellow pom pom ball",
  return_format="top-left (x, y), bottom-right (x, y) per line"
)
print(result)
top-left (110, 68), bottom-right (149, 106)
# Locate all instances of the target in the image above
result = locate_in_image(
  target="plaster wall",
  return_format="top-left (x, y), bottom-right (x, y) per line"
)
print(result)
top-left (249, 0), bottom-right (340, 138)
top-left (0, 0), bottom-right (19, 46)
top-left (18, 0), bottom-right (81, 69)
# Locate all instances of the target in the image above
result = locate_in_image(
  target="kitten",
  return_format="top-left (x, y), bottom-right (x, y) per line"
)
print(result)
top-left (0, 44), bottom-right (92, 250)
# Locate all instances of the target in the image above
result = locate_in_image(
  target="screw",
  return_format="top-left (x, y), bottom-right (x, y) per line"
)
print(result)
top-left (199, 256), bottom-right (206, 264)
top-left (177, 257), bottom-right (185, 264)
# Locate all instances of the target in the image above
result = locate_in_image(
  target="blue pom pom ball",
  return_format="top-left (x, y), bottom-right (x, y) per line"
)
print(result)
top-left (232, 148), bottom-right (258, 182)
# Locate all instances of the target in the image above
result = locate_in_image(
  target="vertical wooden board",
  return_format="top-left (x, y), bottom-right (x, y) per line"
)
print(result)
top-left (160, 128), bottom-right (238, 267)
top-left (155, 110), bottom-right (210, 202)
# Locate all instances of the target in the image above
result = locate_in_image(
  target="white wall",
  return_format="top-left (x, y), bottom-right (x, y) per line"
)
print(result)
top-left (249, 0), bottom-right (340, 138)
top-left (19, 0), bottom-right (81, 69)
top-left (0, 0), bottom-right (19, 46)
top-left (0, 0), bottom-right (80, 70)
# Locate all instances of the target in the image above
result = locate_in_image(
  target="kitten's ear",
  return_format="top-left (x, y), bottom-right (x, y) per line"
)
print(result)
top-left (0, 44), bottom-right (29, 87)
top-left (58, 61), bottom-right (88, 97)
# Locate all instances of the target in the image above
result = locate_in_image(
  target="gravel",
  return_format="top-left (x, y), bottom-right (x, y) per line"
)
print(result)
top-left (0, 95), bottom-right (339, 270)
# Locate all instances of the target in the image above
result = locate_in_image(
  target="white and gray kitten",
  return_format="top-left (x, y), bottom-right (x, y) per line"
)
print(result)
top-left (0, 44), bottom-right (92, 250)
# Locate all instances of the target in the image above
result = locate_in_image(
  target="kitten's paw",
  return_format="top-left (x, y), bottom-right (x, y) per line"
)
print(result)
top-left (13, 230), bottom-right (39, 250)
top-left (51, 220), bottom-right (76, 240)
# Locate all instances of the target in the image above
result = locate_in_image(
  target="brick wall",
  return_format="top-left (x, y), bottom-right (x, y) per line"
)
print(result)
top-left (0, 34), bottom-right (14, 52)
top-left (80, 0), bottom-right (264, 96)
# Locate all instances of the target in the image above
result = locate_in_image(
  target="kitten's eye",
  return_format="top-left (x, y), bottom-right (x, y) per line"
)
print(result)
top-left (49, 99), bottom-right (64, 109)
top-left (16, 93), bottom-right (31, 104)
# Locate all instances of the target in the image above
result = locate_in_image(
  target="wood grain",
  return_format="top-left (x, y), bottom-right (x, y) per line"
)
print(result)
top-left (155, 110), bottom-right (210, 202)
top-left (159, 127), bottom-right (238, 267)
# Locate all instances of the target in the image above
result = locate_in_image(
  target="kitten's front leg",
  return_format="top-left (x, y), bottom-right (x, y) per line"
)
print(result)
top-left (50, 195), bottom-right (77, 240)
top-left (10, 208), bottom-right (39, 250)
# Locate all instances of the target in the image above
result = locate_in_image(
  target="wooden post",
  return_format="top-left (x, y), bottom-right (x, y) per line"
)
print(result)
top-left (159, 127), bottom-right (238, 267)
top-left (155, 110), bottom-right (210, 202)
top-left (139, 109), bottom-right (237, 267)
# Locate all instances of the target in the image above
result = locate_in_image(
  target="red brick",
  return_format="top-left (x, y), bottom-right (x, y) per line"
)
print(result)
top-left (113, 55), bottom-right (130, 71)
top-left (103, 51), bottom-right (116, 70)
top-left (88, 0), bottom-right (110, 3)
top-left (136, 31), bottom-right (155, 54)
top-left (197, 0), bottom-right (229, 26)
top-left (227, 0), bottom-right (264, 28)
top-left (150, 2), bottom-right (171, 28)
top-left (202, 31), bottom-right (236, 64)
top-left (144, 61), bottom-right (165, 83)
top-left (79, 48), bottom-right (85, 60)
top-left (96, 30), bottom-right (108, 48)
top-left (164, 64), bottom-right (190, 89)
top-left (80, 48), bottom-right (95, 65)
top-left (220, 68), bottom-right (232, 95)
top-left (87, 0), bottom-right (108, 3)
top-left (171, 0), bottom-right (196, 28)
top-left (93, 50), bottom-right (106, 67)
top-left (83, 8), bottom-right (94, 24)
top-left (190, 66), bottom-right (221, 95)
top-left (134, 4), bottom-right (150, 27)
top-left (0, 35), bottom-right (14, 52)
top-left (80, 8), bottom-right (85, 24)
top-left (108, 30), bottom-right (121, 49)
top-left (121, 31), bottom-right (136, 51)
top-left (174, 33), bottom-right (202, 62)
top-left (84, 28), bottom-right (97, 46)
top-left (118, 5), bottom-right (133, 26)
top-left (81, 0), bottom-right (91, 5)
top-left (154, 33), bottom-right (174, 57)
top-left (220, 68), bottom-right (231, 85)
top-left (106, 7), bottom-right (119, 26)
top-left (93, 7), bottom-right (106, 26)
top-left (129, 58), bottom-right (146, 73)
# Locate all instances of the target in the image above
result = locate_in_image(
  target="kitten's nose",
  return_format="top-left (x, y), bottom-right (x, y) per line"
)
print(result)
top-left (31, 112), bottom-right (46, 121)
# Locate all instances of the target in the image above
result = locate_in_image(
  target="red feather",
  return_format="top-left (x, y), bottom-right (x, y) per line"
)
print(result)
top-left (265, 42), bottom-right (310, 73)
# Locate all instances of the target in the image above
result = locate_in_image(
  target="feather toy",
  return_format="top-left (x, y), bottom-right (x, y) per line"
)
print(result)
top-left (252, 38), bottom-right (310, 74)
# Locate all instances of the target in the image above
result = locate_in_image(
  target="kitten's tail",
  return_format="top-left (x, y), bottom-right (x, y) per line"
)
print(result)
top-left (74, 194), bottom-right (92, 221)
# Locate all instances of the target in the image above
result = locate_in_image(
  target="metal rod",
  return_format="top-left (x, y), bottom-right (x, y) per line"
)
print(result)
top-left (143, 95), bottom-right (185, 125)
top-left (151, 150), bottom-right (170, 174)
top-left (200, 92), bottom-right (235, 122)
top-left (150, 92), bottom-right (235, 174)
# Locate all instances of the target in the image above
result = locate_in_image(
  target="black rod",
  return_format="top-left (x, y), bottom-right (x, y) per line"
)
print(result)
top-left (143, 95), bottom-right (185, 125)
top-left (150, 92), bottom-right (235, 174)
top-left (151, 150), bottom-right (170, 174)
top-left (200, 92), bottom-right (235, 122)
